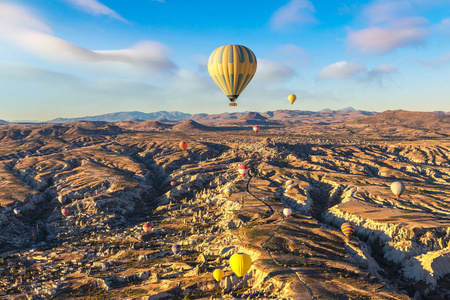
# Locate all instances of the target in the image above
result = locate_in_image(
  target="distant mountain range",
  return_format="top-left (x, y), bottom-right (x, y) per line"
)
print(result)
top-left (47, 111), bottom-right (192, 123)
top-left (0, 108), bottom-right (448, 125)
top-left (44, 107), bottom-right (366, 124)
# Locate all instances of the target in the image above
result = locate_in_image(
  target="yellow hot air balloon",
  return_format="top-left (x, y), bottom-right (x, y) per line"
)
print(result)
top-left (229, 253), bottom-right (252, 277)
top-left (288, 94), bottom-right (296, 105)
top-left (208, 45), bottom-right (257, 107)
top-left (213, 268), bottom-right (224, 281)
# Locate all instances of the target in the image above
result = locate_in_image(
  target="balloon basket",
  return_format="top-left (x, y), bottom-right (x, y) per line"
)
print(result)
top-left (229, 103), bottom-right (237, 107)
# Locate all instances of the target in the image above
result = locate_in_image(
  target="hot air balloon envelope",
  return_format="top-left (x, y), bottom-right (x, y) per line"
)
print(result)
top-left (61, 208), bottom-right (69, 217)
top-left (288, 94), bottom-right (297, 104)
top-left (208, 45), bottom-right (257, 106)
top-left (285, 180), bottom-right (294, 187)
top-left (143, 223), bottom-right (152, 233)
top-left (283, 208), bottom-right (292, 218)
top-left (253, 125), bottom-right (260, 133)
top-left (238, 165), bottom-right (249, 177)
top-left (341, 222), bottom-right (355, 238)
top-left (180, 141), bottom-right (187, 151)
top-left (213, 269), bottom-right (224, 281)
top-left (223, 187), bottom-right (233, 197)
top-left (170, 181), bottom-right (176, 187)
top-left (391, 181), bottom-right (405, 198)
top-left (172, 244), bottom-right (181, 255)
top-left (229, 253), bottom-right (252, 277)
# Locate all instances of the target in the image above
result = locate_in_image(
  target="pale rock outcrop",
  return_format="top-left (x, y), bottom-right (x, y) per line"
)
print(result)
top-left (402, 247), bottom-right (450, 285)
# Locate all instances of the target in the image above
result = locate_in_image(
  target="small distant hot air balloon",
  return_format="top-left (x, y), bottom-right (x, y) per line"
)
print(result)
top-left (213, 269), bottom-right (224, 282)
top-left (283, 208), bottom-right (292, 218)
top-left (172, 244), bottom-right (181, 255)
top-left (180, 141), bottom-right (187, 151)
top-left (208, 45), bottom-right (257, 107)
top-left (13, 208), bottom-right (21, 215)
top-left (238, 165), bottom-right (249, 177)
top-left (143, 223), bottom-right (152, 233)
top-left (253, 125), bottom-right (260, 133)
top-left (288, 94), bottom-right (296, 105)
top-left (223, 187), bottom-right (233, 197)
top-left (61, 208), bottom-right (69, 217)
top-left (341, 222), bottom-right (355, 238)
top-left (229, 253), bottom-right (252, 277)
top-left (391, 181), bottom-right (405, 199)
top-left (170, 181), bottom-right (176, 187)
top-left (285, 180), bottom-right (294, 187)
top-left (286, 183), bottom-right (296, 191)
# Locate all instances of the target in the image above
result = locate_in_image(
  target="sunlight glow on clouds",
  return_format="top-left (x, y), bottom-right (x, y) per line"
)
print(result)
top-left (65, 0), bottom-right (127, 21)
top-left (318, 61), bottom-right (397, 83)
top-left (0, 3), bottom-right (175, 73)
top-left (348, 0), bottom-right (430, 55)
top-left (270, 0), bottom-right (316, 30)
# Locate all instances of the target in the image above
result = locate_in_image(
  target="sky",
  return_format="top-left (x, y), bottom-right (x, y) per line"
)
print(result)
top-left (1, 0), bottom-right (450, 121)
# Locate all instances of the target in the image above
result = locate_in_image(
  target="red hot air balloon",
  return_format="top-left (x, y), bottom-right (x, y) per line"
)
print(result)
top-left (143, 223), bottom-right (152, 233)
top-left (341, 222), bottom-right (355, 238)
top-left (61, 208), bottom-right (69, 217)
top-left (253, 125), bottom-right (260, 133)
top-left (238, 165), bottom-right (249, 177)
top-left (180, 141), bottom-right (187, 151)
top-left (170, 181), bottom-right (176, 187)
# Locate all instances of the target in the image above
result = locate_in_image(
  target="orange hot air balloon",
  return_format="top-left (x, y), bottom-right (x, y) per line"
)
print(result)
top-left (253, 125), bottom-right (260, 133)
top-left (341, 222), bottom-right (355, 238)
top-left (180, 141), bottom-right (187, 151)
top-left (143, 223), bottom-right (152, 233)
top-left (238, 165), bottom-right (249, 177)
top-left (170, 181), bottom-right (176, 187)
top-left (61, 208), bottom-right (69, 217)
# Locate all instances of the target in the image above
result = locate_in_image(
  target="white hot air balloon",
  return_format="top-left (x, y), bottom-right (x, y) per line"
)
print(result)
top-left (390, 181), bottom-right (405, 199)
top-left (283, 208), bottom-right (292, 218)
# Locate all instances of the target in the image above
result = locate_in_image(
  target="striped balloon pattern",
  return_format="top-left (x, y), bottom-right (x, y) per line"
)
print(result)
top-left (341, 222), bottom-right (355, 238)
top-left (208, 45), bottom-right (257, 104)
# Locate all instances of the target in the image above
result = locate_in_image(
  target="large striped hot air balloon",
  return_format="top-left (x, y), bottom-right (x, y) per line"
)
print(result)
top-left (180, 141), bottom-right (187, 151)
top-left (341, 222), bottom-right (355, 238)
top-left (391, 181), bottom-right (405, 199)
top-left (229, 253), bottom-right (252, 277)
top-left (208, 45), bottom-right (257, 107)
top-left (143, 223), bottom-right (152, 233)
top-left (238, 165), bottom-right (249, 177)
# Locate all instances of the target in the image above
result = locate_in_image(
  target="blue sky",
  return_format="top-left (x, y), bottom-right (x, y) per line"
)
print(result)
top-left (1, 0), bottom-right (450, 121)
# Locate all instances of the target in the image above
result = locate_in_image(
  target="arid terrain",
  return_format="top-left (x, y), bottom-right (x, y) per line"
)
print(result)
top-left (1, 110), bottom-right (450, 299)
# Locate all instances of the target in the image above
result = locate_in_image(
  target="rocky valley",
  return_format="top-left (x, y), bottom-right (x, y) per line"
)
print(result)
top-left (1, 110), bottom-right (450, 299)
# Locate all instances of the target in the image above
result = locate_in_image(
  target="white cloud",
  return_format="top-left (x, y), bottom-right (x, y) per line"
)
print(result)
top-left (318, 61), bottom-right (396, 83)
top-left (270, 0), bottom-right (316, 31)
top-left (276, 44), bottom-right (311, 67)
top-left (437, 18), bottom-right (450, 34)
top-left (65, 0), bottom-right (127, 21)
top-left (254, 59), bottom-right (295, 84)
top-left (0, 3), bottom-right (175, 73)
top-left (347, 0), bottom-right (430, 55)
top-left (348, 23), bottom-right (429, 55)
top-left (318, 61), bottom-right (365, 80)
